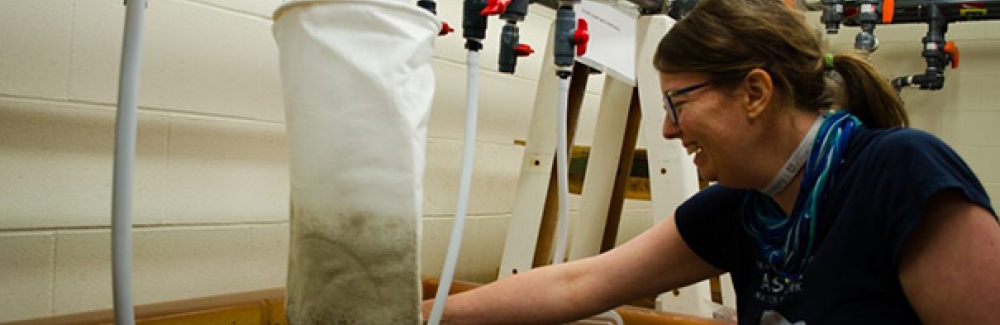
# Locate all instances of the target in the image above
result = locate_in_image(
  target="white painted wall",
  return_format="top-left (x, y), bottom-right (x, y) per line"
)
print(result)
top-left (1, 1), bottom-right (997, 322)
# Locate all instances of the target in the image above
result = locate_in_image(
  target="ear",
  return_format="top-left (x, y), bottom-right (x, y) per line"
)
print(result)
top-left (743, 68), bottom-right (773, 119)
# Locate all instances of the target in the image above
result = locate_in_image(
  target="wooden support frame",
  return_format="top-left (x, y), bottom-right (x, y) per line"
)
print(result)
top-left (497, 18), bottom-right (592, 278)
top-left (568, 75), bottom-right (634, 261)
top-left (498, 12), bottom-right (735, 319)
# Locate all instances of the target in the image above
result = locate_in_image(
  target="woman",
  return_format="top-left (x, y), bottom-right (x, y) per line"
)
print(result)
top-left (422, 0), bottom-right (1000, 323)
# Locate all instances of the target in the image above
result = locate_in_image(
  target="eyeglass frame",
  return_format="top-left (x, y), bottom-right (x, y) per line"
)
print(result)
top-left (663, 82), bottom-right (710, 125)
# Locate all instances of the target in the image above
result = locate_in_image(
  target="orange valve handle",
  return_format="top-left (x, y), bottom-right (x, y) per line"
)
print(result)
top-left (882, 0), bottom-right (895, 23)
top-left (944, 41), bottom-right (960, 69)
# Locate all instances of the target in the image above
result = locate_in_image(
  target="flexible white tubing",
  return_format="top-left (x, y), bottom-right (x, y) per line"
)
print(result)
top-left (551, 76), bottom-right (571, 265)
top-left (575, 310), bottom-right (624, 325)
top-left (428, 49), bottom-right (480, 325)
top-left (598, 310), bottom-right (625, 325)
top-left (112, 1), bottom-right (145, 324)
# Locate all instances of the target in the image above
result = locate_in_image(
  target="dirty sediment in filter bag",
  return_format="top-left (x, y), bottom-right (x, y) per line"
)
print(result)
top-left (272, 0), bottom-right (439, 323)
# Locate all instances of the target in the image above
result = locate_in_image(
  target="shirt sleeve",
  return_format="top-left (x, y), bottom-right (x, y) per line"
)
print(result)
top-left (865, 129), bottom-right (996, 267)
top-left (674, 184), bottom-right (747, 272)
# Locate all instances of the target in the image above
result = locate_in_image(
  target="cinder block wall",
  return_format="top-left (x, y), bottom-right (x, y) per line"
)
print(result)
top-left (1, 1), bottom-right (996, 323)
top-left (1, 1), bottom-right (290, 322)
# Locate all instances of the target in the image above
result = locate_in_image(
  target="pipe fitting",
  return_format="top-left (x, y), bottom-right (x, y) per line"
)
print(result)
top-left (820, 0), bottom-right (843, 34)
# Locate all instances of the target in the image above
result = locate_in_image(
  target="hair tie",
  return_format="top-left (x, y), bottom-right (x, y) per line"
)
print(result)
top-left (823, 53), bottom-right (835, 68)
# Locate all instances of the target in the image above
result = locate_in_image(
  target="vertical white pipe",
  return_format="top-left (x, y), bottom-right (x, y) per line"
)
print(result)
top-left (551, 77), bottom-right (571, 265)
top-left (428, 49), bottom-right (480, 325)
top-left (112, 0), bottom-right (146, 324)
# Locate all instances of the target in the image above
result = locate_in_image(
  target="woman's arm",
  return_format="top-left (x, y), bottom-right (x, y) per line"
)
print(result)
top-left (422, 214), bottom-right (723, 324)
top-left (899, 190), bottom-right (1000, 324)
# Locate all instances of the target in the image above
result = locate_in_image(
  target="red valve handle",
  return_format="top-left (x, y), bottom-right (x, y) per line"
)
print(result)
top-left (439, 21), bottom-right (454, 36)
top-left (944, 41), bottom-right (960, 69)
top-left (844, 6), bottom-right (859, 19)
top-left (514, 44), bottom-right (534, 57)
top-left (481, 0), bottom-right (511, 16)
top-left (573, 19), bottom-right (590, 56)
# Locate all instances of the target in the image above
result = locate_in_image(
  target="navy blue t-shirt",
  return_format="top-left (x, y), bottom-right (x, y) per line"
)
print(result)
top-left (675, 128), bottom-right (995, 324)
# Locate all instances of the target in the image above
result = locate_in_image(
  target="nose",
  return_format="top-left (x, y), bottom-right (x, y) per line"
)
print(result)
top-left (662, 117), bottom-right (681, 139)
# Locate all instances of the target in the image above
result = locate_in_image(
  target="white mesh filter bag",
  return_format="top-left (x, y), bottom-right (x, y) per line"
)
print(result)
top-left (273, 1), bottom-right (438, 323)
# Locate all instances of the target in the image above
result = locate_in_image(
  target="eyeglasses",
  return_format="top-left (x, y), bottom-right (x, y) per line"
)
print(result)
top-left (663, 82), bottom-right (710, 125)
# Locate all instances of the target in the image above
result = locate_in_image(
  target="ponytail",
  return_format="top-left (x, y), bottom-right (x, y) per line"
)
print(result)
top-left (829, 53), bottom-right (909, 128)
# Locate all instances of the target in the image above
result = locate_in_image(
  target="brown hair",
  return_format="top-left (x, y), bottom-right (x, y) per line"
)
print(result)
top-left (654, 0), bottom-right (908, 128)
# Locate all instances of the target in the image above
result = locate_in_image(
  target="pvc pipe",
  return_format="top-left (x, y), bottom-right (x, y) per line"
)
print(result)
top-left (551, 76), bottom-right (571, 265)
top-left (428, 49), bottom-right (481, 325)
top-left (112, 0), bottom-right (146, 324)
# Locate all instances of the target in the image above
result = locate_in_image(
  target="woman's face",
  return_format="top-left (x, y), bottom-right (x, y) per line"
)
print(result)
top-left (660, 72), bottom-right (755, 186)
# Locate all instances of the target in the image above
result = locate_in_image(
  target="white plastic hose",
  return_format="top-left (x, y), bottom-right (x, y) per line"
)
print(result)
top-left (551, 76), bottom-right (571, 265)
top-left (598, 310), bottom-right (625, 325)
top-left (112, 1), bottom-right (146, 324)
top-left (575, 310), bottom-right (625, 324)
top-left (428, 49), bottom-right (481, 325)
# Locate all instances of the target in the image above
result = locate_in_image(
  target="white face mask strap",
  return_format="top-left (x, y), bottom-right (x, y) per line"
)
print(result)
top-left (760, 116), bottom-right (824, 196)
